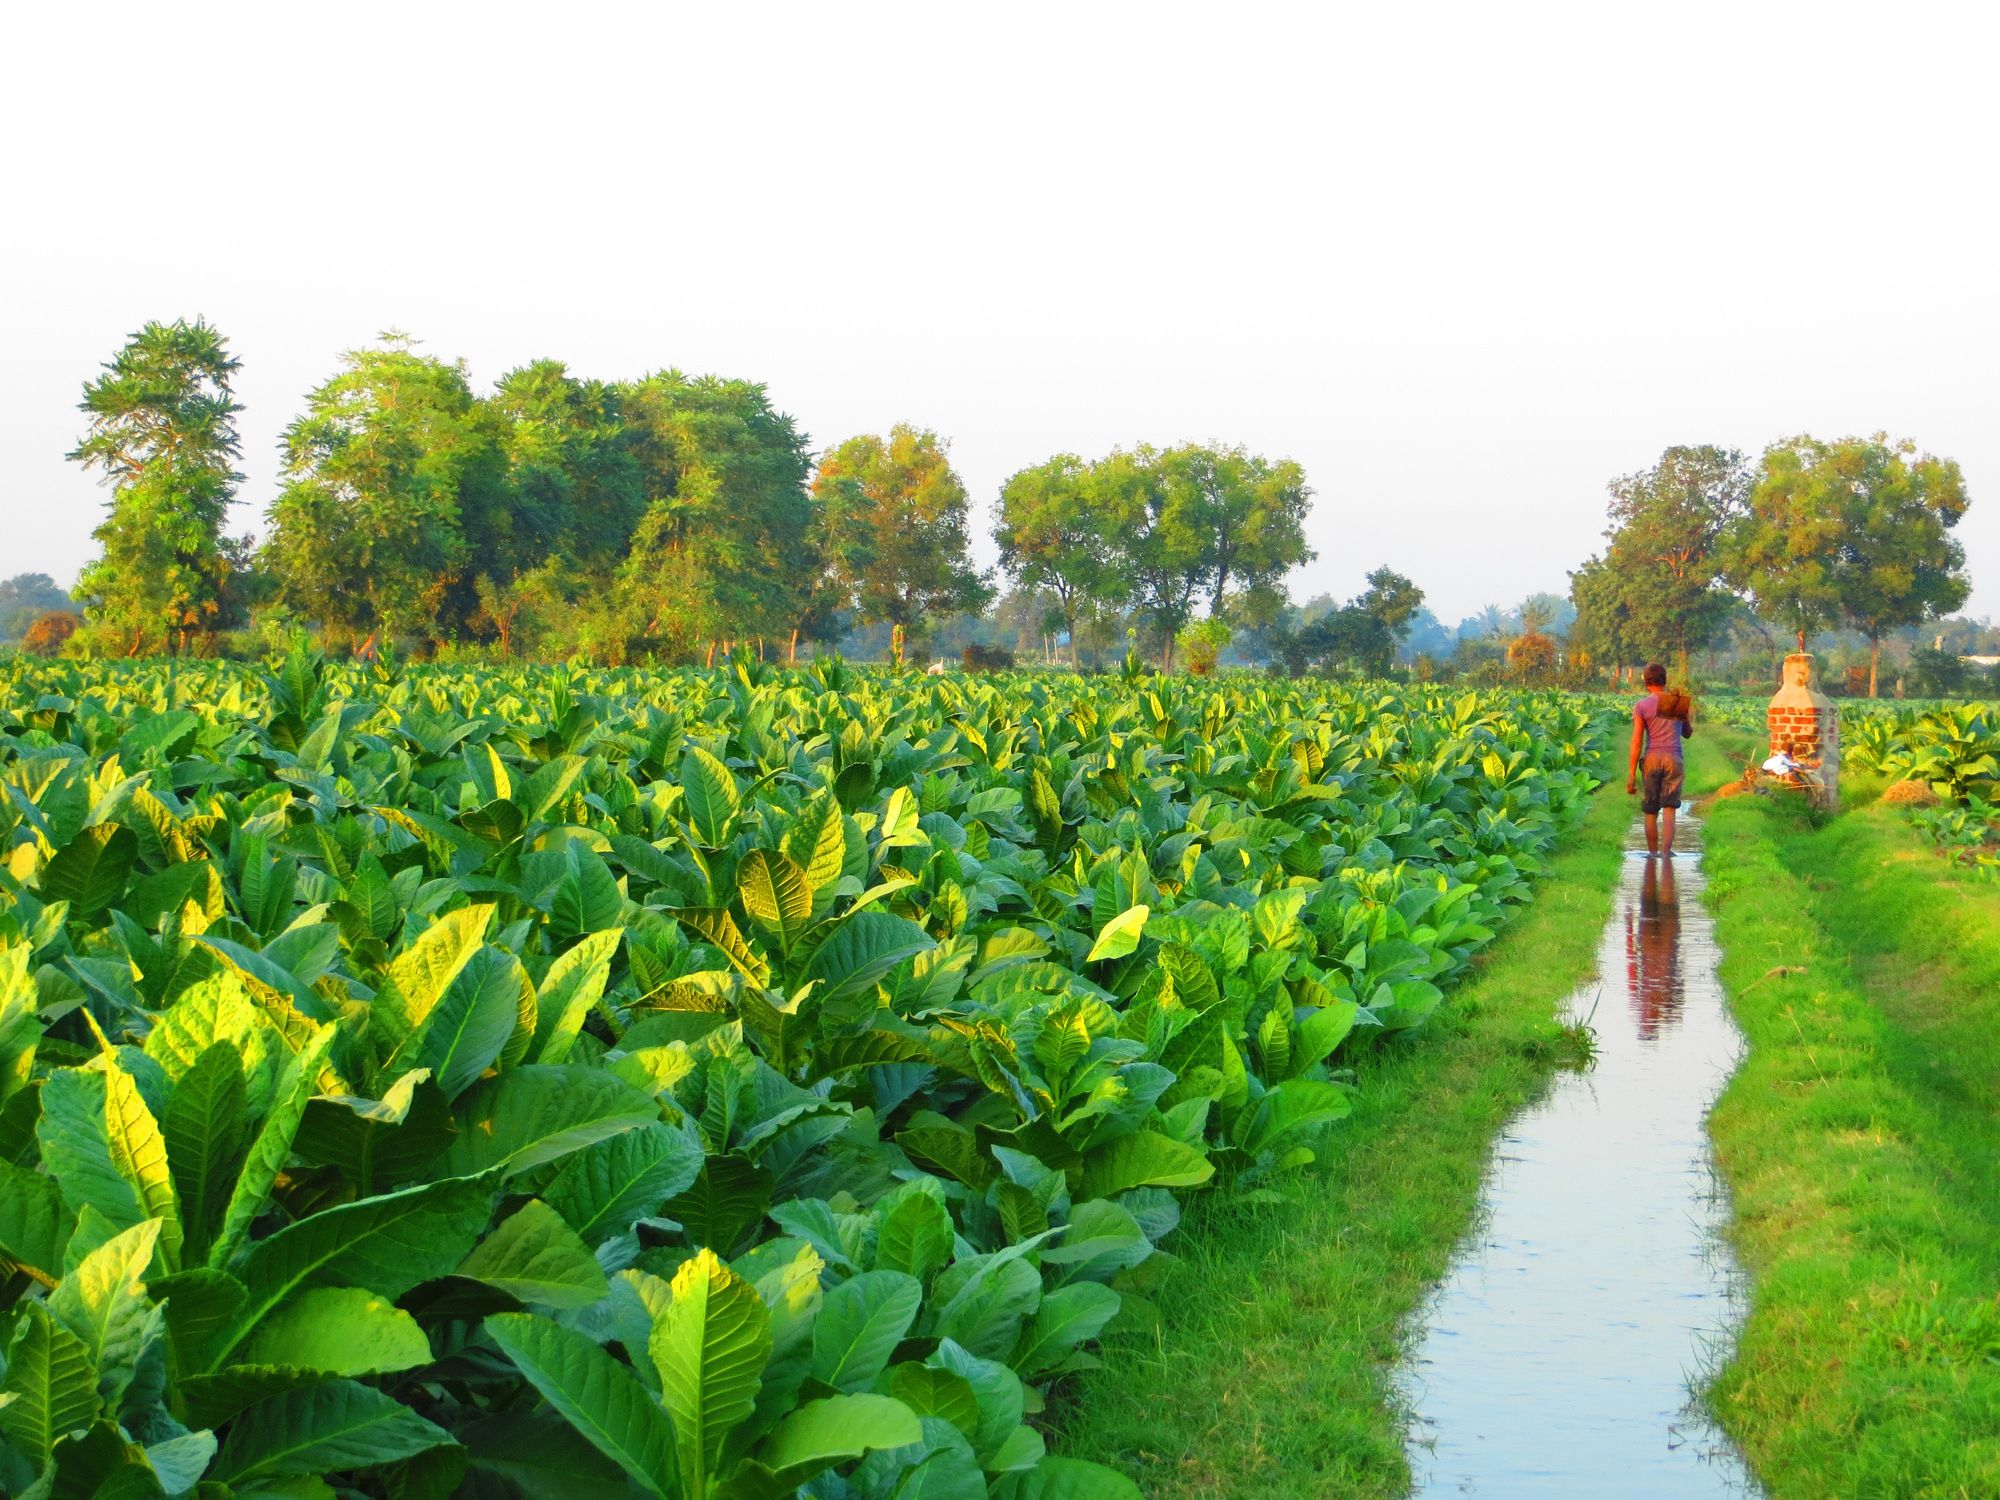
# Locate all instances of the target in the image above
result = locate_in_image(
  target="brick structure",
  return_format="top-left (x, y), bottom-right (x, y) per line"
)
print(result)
top-left (1768, 652), bottom-right (1839, 809)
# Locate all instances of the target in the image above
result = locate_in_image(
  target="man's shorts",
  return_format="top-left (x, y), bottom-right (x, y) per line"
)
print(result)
top-left (1641, 756), bottom-right (1684, 814)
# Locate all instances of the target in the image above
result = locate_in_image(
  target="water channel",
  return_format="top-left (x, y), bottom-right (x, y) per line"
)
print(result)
top-left (1399, 812), bottom-right (1760, 1498)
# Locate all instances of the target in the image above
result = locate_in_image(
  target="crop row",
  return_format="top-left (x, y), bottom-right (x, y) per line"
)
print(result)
top-left (0, 653), bottom-right (1611, 1498)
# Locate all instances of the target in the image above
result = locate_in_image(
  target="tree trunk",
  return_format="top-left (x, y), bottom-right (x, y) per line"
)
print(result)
top-left (1868, 637), bottom-right (1880, 698)
top-left (788, 627), bottom-right (799, 665)
top-left (704, 640), bottom-right (717, 668)
top-left (1066, 604), bottom-right (1080, 667)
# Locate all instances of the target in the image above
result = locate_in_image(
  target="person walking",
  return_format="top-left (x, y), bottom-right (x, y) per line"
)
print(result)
top-left (1626, 662), bottom-right (1693, 857)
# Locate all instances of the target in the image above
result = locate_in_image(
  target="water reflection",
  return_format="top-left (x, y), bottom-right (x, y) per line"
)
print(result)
top-left (1399, 814), bottom-right (1759, 1498)
top-left (1627, 858), bottom-right (1684, 1040)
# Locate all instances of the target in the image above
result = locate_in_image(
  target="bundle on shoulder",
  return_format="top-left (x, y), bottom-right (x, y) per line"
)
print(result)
top-left (1655, 688), bottom-right (1693, 722)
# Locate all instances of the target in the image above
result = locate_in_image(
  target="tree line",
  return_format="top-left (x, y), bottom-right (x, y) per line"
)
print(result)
top-left (1570, 441), bottom-right (1972, 696)
top-left (53, 319), bottom-right (1321, 666)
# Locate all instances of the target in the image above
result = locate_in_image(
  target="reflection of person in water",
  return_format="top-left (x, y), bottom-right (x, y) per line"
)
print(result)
top-left (1624, 856), bottom-right (1683, 1039)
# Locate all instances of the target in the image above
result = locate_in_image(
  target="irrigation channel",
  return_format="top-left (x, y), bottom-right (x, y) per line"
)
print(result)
top-left (1398, 809), bottom-right (1760, 1498)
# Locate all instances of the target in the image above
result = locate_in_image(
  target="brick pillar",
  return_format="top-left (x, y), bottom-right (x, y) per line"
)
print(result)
top-left (1768, 653), bottom-right (1840, 810)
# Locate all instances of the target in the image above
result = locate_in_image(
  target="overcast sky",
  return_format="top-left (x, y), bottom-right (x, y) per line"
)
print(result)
top-left (4, 1), bottom-right (1996, 625)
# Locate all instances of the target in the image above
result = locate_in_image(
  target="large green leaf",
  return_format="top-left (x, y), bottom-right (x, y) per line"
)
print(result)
top-left (222, 1174), bottom-right (495, 1365)
top-left (550, 846), bottom-right (624, 940)
top-left (873, 1186), bottom-right (954, 1282)
top-left (531, 928), bottom-right (622, 1065)
top-left (736, 850), bottom-right (812, 957)
top-left (544, 1121), bottom-right (705, 1245)
top-left (651, 1247), bottom-right (771, 1497)
top-left (37, 1060), bottom-right (184, 1273)
top-left (1009, 1282), bottom-right (1120, 1378)
top-left (209, 1026), bottom-right (336, 1270)
top-left (0, 1157), bottom-right (71, 1285)
top-left (162, 1042), bottom-right (247, 1264)
top-left (374, 905), bottom-right (493, 1052)
top-left (682, 748), bottom-right (740, 848)
top-left (993, 1457), bottom-right (1144, 1499)
top-left (1237, 1076), bottom-right (1352, 1155)
top-left (810, 1270), bottom-right (922, 1392)
top-left (455, 1199), bottom-right (609, 1309)
top-left (47, 1217), bottom-right (162, 1407)
top-left (441, 1066), bottom-right (658, 1179)
top-left (800, 911), bottom-right (933, 1006)
top-left (209, 1377), bottom-right (455, 1482)
top-left (485, 1312), bottom-right (678, 1500)
top-left (238, 1286), bottom-right (431, 1376)
top-left (0, 1300), bottom-right (102, 1465)
top-left (1075, 1129), bottom-right (1214, 1200)
top-left (42, 824), bottom-right (137, 917)
top-left (758, 1392), bottom-right (921, 1476)
top-left (410, 946), bottom-right (524, 1100)
top-left (459, 1410), bottom-right (632, 1500)
top-left (1083, 904), bottom-right (1150, 964)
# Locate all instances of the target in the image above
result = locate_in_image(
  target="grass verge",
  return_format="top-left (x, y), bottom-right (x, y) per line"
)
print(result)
top-left (1695, 731), bottom-right (2000, 1496)
top-left (1047, 758), bottom-right (1657, 1497)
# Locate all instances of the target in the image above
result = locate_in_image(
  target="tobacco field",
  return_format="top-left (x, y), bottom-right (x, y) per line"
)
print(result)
top-left (0, 652), bottom-right (1610, 1498)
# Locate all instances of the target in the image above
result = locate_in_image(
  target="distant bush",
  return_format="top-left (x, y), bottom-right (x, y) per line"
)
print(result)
top-left (22, 611), bottom-right (80, 657)
top-left (1178, 618), bottom-right (1232, 676)
top-left (962, 643), bottom-right (1015, 672)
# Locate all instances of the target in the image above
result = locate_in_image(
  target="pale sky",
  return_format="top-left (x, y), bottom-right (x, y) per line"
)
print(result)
top-left (4, 1), bottom-right (1996, 624)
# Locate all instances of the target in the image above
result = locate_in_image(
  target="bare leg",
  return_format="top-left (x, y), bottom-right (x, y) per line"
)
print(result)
top-left (1660, 806), bottom-right (1676, 858)
top-left (1642, 810), bottom-right (1659, 856)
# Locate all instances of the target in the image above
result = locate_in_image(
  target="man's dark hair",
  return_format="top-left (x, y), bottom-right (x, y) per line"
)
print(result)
top-left (1642, 662), bottom-right (1667, 686)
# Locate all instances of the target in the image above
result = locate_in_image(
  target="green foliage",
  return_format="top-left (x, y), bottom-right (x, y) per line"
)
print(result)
top-left (264, 333), bottom-right (497, 644)
top-left (1580, 446), bottom-right (1745, 671)
top-left (819, 426), bottom-right (991, 640)
top-left (1730, 434), bottom-right (1970, 668)
top-left (68, 319), bottom-right (245, 656)
top-left (0, 655), bottom-right (1610, 1494)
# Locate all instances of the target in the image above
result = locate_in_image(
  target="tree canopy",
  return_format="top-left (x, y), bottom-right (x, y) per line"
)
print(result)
top-left (68, 318), bottom-right (244, 654)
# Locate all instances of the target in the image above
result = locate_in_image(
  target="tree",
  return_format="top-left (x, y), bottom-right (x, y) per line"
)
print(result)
top-left (1568, 554), bottom-right (1639, 681)
top-left (995, 454), bottom-right (1135, 665)
top-left (1354, 566), bottom-right (1425, 655)
top-left (1154, 444), bottom-right (1314, 614)
top-left (816, 425), bottom-right (989, 662)
top-left (1597, 446), bottom-right (1746, 677)
top-left (1727, 437), bottom-right (1851, 655)
top-left (264, 334), bottom-right (488, 646)
top-left (617, 371), bottom-right (814, 662)
top-left (0, 575), bottom-right (76, 642)
top-left (1824, 435), bottom-right (1971, 696)
top-left (487, 360), bottom-right (645, 578)
top-left (69, 318), bottom-right (244, 655)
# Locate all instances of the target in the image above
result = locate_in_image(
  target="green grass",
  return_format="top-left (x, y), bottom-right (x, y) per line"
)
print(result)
top-left (1046, 760), bottom-right (1652, 1497)
top-left (1695, 730), bottom-right (2000, 1497)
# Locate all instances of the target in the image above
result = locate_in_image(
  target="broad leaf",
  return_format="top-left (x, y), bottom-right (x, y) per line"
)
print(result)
top-left (223, 1175), bottom-right (495, 1364)
top-left (0, 1300), bottom-right (101, 1465)
top-left (1076, 1129), bottom-right (1214, 1200)
top-left (209, 1377), bottom-right (454, 1482)
top-left (455, 1199), bottom-right (610, 1309)
top-left (486, 1311), bottom-right (677, 1500)
top-left (544, 1121), bottom-right (705, 1245)
top-left (238, 1286), bottom-right (431, 1376)
top-left (42, 824), bottom-right (137, 918)
top-left (442, 1066), bottom-right (658, 1179)
top-left (759, 1392), bottom-right (921, 1476)
top-left (1084, 905), bottom-right (1150, 964)
top-left (37, 1060), bottom-right (183, 1273)
top-left (810, 1270), bottom-right (922, 1393)
top-left (651, 1247), bottom-right (771, 1497)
